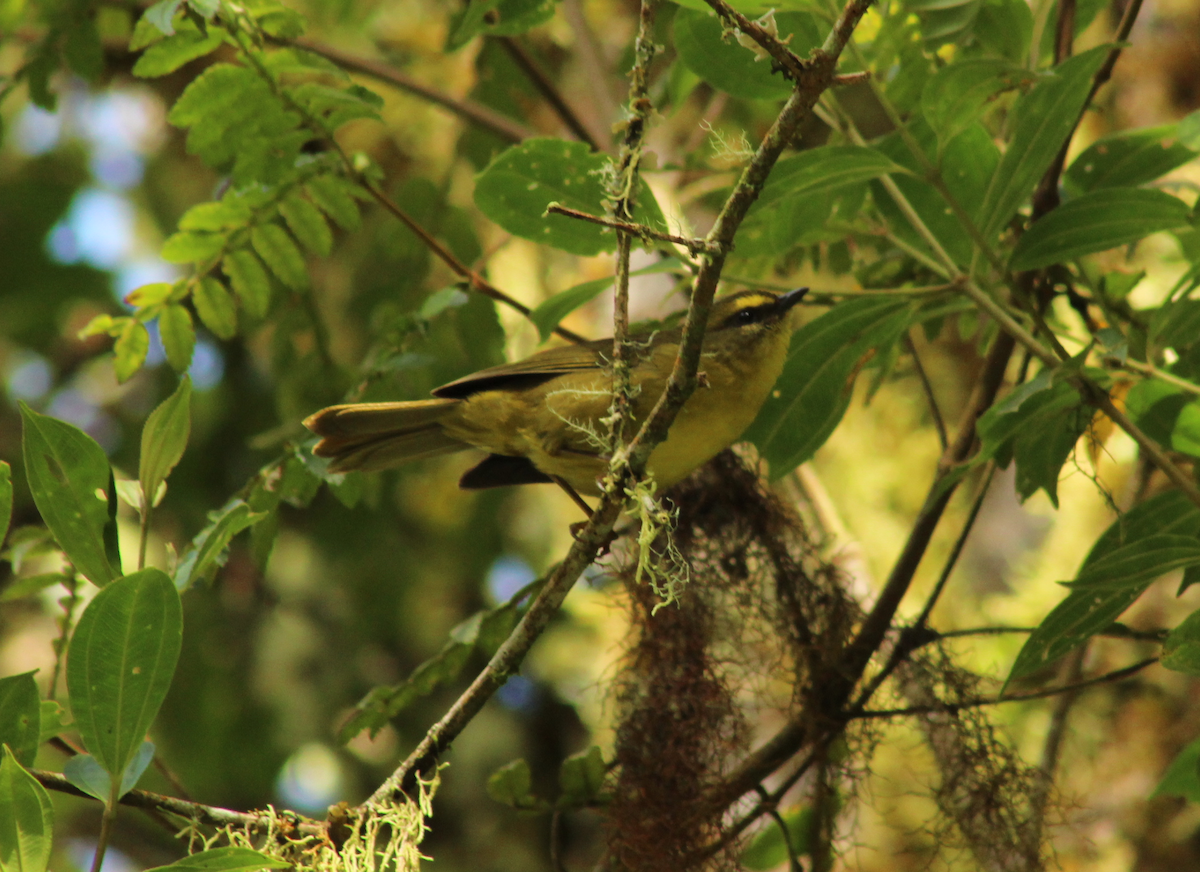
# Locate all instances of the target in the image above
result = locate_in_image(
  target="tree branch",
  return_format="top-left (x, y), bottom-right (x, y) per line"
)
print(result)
top-left (289, 38), bottom-right (535, 144)
top-left (498, 36), bottom-right (606, 152)
top-left (31, 768), bottom-right (325, 835)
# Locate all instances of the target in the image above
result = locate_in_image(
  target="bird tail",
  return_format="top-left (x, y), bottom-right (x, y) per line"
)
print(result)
top-left (304, 399), bottom-right (469, 473)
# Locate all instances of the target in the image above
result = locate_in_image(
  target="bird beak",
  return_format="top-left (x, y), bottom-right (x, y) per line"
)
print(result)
top-left (776, 287), bottom-right (808, 313)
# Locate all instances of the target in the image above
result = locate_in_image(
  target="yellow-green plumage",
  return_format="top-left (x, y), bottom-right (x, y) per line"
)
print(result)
top-left (305, 288), bottom-right (805, 496)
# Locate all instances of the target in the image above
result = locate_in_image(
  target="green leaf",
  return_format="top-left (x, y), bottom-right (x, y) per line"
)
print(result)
top-left (0, 747), bottom-right (54, 872)
top-left (0, 461), bottom-right (11, 547)
top-left (193, 277), bottom-right (238, 340)
top-left (178, 198), bottom-right (253, 232)
top-left (1171, 401), bottom-right (1200, 458)
top-left (132, 26), bottom-right (224, 77)
top-left (250, 224), bottom-right (309, 291)
top-left (0, 574), bottom-right (69, 603)
top-left (1010, 188), bottom-right (1190, 270)
top-left (974, 0), bottom-right (1033, 62)
top-left (145, 846), bottom-right (292, 872)
top-left (338, 635), bottom-right (474, 742)
top-left (143, 0), bottom-right (185, 36)
top-left (278, 194), bottom-right (333, 256)
top-left (976, 374), bottom-right (1090, 506)
top-left (159, 304), bottom-right (196, 373)
top-left (448, 0), bottom-right (556, 48)
top-left (66, 568), bottom-right (182, 788)
top-left (305, 176), bottom-right (361, 231)
top-left (125, 282), bottom-right (176, 308)
top-left (119, 740), bottom-right (156, 796)
top-left (908, 0), bottom-right (981, 43)
top-left (486, 758), bottom-right (541, 808)
top-left (20, 404), bottom-right (118, 585)
top-left (1065, 534), bottom-right (1200, 588)
top-left (975, 46), bottom-right (1110, 243)
top-left (0, 672), bottom-right (41, 768)
top-left (115, 320), bottom-right (150, 383)
top-left (64, 15), bottom-right (104, 80)
top-left (161, 231), bottom-right (225, 264)
top-left (921, 59), bottom-right (1035, 149)
top-left (673, 9), bottom-right (821, 100)
top-left (223, 250), bottom-right (272, 319)
top-left (558, 746), bottom-right (606, 806)
top-left (1153, 737), bottom-right (1200, 801)
top-left (741, 805), bottom-right (813, 870)
top-left (529, 258), bottom-right (685, 341)
top-left (38, 700), bottom-right (70, 744)
top-left (140, 377), bottom-right (192, 516)
top-left (754, 146), bottom-right (905, 209)
top-left (1006, 491), bottom-right (1200, 684)
top-left (1065, 124), bottom-right (1198, 193)
top-left (62, 753), bottom-right (111, 803)
top-left (174, 501), bottom-right (265, 591)
top-left (289, 82), bottom-right (383, 132)
top-left (338, 577), bottom-right (541, 742)
top-left (1162, 608), bottom-right (1200, 676)
top-left (474, 139), bottom-right (666, 257)
top-left (746, 297), bottom-right (916, 478)
top-left (873, 120), bottom-right (998, 268)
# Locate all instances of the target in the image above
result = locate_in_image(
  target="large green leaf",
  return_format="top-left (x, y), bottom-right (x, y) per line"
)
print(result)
top-left (66, 568), bottom-right (182, 789)
top-left (1010, 187), bottom-right (1190, 270)
top-left (474, 139), bottom-right (666, 256)
top-left (1006, 490), bottom-right (1200, 685)
top-left (1064, 123), bottom-right (1198, 193)
top-left (975, 46), bottom-right (1109, 242)
top-left (0, 747), bottom-right (53, 872)
top-left (0, 672), bottom-right (41, 768)
top-left (19, 404), bottom-right (118, 586)
top-left (673, 9), bottom-right (820, 100)
top-left (140, 377), bottom-right (192, 516)
top-left (745, 296), bottom-right (916, 477)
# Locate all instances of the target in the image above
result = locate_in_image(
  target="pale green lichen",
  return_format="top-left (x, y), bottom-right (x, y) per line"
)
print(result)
top-left (196, 771), bottom-right (439, 871)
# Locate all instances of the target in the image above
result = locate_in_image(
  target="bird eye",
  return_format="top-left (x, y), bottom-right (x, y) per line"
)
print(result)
top-left (731, 307), bottom-right (760, 326)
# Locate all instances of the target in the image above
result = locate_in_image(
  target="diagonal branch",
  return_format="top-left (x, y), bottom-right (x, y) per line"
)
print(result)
top-left (289, 38), bottom-right (535, 144)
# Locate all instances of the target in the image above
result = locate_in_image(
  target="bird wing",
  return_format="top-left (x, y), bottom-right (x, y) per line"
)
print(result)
top-left (431, 341), bottom-right (610, 399)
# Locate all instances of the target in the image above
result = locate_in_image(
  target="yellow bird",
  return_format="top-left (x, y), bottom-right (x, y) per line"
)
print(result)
top-left (304, 288), bottom-right (806, 497)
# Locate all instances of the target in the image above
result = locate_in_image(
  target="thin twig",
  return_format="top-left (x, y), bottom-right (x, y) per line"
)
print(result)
top-left (31, 768), bottom-right (324, 834)
top-left (289, 38), bottom-right (535, 143)
top-left (608, 0), bottom-right (659, 448)
top-left (562, 0), bottom-right (622, 125)
top-left (546, 203), bottom-right (714, 256)
top-left (1031, 645), bottom-right (1084, 845)
top-left (701, 0), bottom-right (809, 81)
top-left (905, 331), bottom-right (948, 450)
top-left (357, 181), bottom-right (588, 344)
top-left (850, 657), bottom-right (1158, 719)
top-left (498, 36), bottom-right (606, 152)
